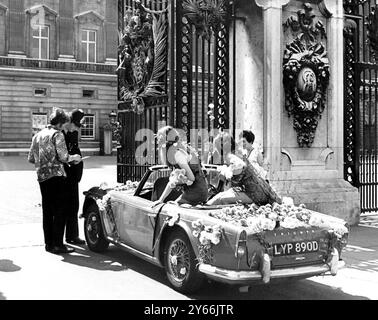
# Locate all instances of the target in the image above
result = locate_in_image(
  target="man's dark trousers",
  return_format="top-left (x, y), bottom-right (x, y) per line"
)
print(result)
top-left (64, 177), bottom-right (80, 240)
top-left (39, 176), bottom-right (66, 247)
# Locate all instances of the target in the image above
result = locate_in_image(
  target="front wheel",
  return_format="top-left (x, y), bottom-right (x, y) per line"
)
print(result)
top-left (164, 229), bottom-right (204, 294)
top-left (84, 204), bottom-right (109, 252)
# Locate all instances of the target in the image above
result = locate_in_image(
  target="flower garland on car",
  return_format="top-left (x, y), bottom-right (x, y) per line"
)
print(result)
top-left (207, 201), bottom-right (349, 239)
top-left (96, 193), bottom-right (119, 239)
top-left (191, 220), bottom-right (223, 264)
top-left (113, 180), bottom-right (141, 191)
top-left (200, 200), bottom-right (349, 266)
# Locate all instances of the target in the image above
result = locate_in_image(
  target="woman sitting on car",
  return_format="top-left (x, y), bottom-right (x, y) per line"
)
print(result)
top-left (206, 132), bottom-right (281, 206)
top-left (151, 126), bottom-right (208, 207)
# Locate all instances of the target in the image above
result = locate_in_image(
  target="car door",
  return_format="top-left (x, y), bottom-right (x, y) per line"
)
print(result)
top-left (111, 196), bottom-right (156, 255)
top-left (111, 169), bottom-right (169, 255)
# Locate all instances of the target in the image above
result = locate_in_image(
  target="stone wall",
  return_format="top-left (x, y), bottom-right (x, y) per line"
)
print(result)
top-left (233, 1), bottom-right (264, 147)
top-left (0, 68), bottom-right (117, 143)
top-left (235, 0), bottom-right (360, 225)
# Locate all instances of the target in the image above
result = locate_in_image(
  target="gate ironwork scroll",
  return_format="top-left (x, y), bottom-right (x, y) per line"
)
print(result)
top-left (344, 0), bottom-right (378, 214)
top-left (117, 0), bottom-right (232, 182)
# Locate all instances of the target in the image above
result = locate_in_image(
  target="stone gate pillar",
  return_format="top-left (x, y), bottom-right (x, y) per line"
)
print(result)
top-left (255, 0), bottom-right (290, 179)
top-left (234, 0), bottom-right (360, 224)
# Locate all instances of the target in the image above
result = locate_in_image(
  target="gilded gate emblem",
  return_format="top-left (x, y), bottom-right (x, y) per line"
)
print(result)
top-left (182, 0), bottom-right (227, 40)
top-left (117, 0), bottom-right (168, 114)
top-left (283, 3), bottom-right (330, 148)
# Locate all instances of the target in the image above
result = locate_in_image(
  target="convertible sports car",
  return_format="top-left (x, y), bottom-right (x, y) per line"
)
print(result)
top-left (80, 164), bottom-right (349, 294)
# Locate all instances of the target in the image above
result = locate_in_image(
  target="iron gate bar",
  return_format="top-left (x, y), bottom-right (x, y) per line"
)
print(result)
top-left (202, 36), bottom-right (206, 132)
top-left (168, 0), bottom-right (175, 126)
top-left (375, 66), bottom-right (378, 210)
top-left (355, 62), bottom-right (378, 213)
top-left (343, 0), bottom-right (378, 214)
top-left (195, 26), bottom-right (199, 131)
top-left (232, 0), bottom-right (236, 138)
top-left (117, 0), bottom-right (232, 182)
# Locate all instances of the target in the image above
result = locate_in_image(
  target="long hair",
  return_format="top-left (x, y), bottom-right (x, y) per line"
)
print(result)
top-left (156, 126), bottom-right (180, 166)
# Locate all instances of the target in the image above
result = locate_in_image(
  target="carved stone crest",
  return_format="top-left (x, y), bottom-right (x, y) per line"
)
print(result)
top-left (117, 0), bottom-right (168, 114)
top-left (182, 0), bottom-right (227, 40)
top-left (283, 3), bottom-right (330, 148)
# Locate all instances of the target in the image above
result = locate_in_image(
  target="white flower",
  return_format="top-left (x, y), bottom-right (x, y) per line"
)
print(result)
top-left (168, 168), bottom-right (189, 188)
top-left (204, 226), bottom-right (213, 233)
top-left (329, 223), bottom-right (349, 238)
top-left (218, 165), bottom-right (233, 180)
top-left (282, 197), bottom-right (294, 206)
top-left (281, 217), bottom-right (305, 229)
top-left (170, 255), bottom-right (178, 266)
top-left (199, 231), bottom-right (211, 246)
top-left (166, 210), bottom-right (180, 227)
top-left (210, 234), bottom-right (221, 245)
top-left (308, 215), bottom-right (324, 227)
top-left (96, 199), bottom-right (106, 212)
top-left (192, 219), bottom-right (203, 230)
top-left (180, 267), bottom-right (187, 275)
top-left (96, 194), bottom-right (111, 212)
top-left (192, 230), bottom-right (200, 238)
top-left (268, 212), bottom-right (278, 221)
top-left (266, 219), bottom-right (276, 231)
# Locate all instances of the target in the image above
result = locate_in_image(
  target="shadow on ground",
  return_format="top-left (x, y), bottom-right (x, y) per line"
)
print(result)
top-left (61, 244), bottom-right (369, 300)
top-left (0, 259), bottom-right (21, 272)
top-left (0, 292), bottom-right (5, 300)
top-left (60, 245), bottom-right (128, 272)
top-left (193, 278), bottom-right (370, 300)
top-left (343, 225), bottom-right (378, 273)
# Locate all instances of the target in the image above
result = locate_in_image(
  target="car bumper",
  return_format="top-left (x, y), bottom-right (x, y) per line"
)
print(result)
top-left (198, 260), bottom-right (346, 285)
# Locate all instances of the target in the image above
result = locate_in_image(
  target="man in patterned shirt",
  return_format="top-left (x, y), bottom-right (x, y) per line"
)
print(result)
top-left (28, 108), bottom-right (81, 254)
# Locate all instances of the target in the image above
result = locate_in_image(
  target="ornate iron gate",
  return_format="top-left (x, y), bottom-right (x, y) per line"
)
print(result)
top-left (344, 0), bottom-right (378, 213)
top-left (117, 0), bottom-right (232, 182)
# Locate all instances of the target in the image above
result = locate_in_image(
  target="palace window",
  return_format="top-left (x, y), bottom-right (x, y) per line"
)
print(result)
top-left (82, 89), bottom-right (96, 98)
top-left (0, 5), bottom-right (7, 56)
top-left (32, 113), bottom-right (47, 136)
top-left (81, 114), bottom-right (95, 139)
top-left (34, 87), bottom-right (47, 97)
top-left (81, 30), bottom-right (96, 63)
top-left (31, 25), bottom-right (49, 59)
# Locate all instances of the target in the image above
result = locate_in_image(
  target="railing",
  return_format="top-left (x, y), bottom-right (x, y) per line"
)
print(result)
top-left (0, 56), bottom-right (117, 74)
top-left (360, 151), bottom-right (378, 214)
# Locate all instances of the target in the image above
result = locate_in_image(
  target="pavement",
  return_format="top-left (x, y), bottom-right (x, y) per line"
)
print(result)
top-left (1, 155), bottom-right (378, 300)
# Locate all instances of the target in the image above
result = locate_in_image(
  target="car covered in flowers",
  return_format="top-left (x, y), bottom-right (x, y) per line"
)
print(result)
top-left (80, 164), bottom-right (349, 293)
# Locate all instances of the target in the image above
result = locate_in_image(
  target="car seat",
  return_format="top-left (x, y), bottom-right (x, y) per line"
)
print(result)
top-left (151, 176), bottom-right (182, 202)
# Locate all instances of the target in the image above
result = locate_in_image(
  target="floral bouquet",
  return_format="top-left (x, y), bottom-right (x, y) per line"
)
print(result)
top-left (217, 165), bottom-right (233, 180)
top-left (168, 168), bottom-right (193, 189)
top-left (217, 154), bottom-right (245, 180)
top-left (192, 220), bottom-right (223, 264)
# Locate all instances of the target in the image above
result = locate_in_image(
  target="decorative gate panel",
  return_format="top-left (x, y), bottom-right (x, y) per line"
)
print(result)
top-left (344, 0), bottom-right (378, 214)
top-left (117, 0), bottom-right (231, 182)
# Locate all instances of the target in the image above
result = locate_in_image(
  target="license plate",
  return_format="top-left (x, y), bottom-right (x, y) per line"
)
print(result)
top-left (273, 240), bottom-right (319, 256)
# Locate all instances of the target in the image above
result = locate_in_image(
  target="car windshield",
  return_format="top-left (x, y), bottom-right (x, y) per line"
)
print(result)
top-left (137, 166), bottom-right (227, 206)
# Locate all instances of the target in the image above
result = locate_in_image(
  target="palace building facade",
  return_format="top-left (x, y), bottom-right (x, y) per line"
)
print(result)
top-left (0, 0), bottom-right (118, 154)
